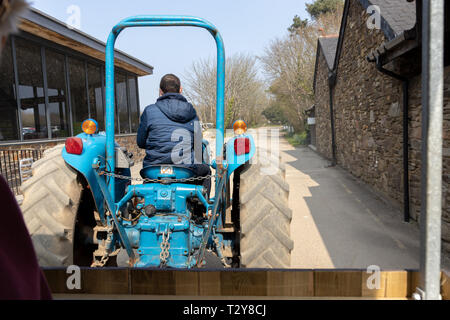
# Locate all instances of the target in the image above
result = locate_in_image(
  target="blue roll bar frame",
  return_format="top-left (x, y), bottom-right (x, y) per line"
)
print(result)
top-left (105, 16), bottom-right (226, 203)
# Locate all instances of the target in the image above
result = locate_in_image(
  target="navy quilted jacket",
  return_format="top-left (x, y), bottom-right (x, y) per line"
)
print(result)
top-left (137, 93), bottom-right (202, 169)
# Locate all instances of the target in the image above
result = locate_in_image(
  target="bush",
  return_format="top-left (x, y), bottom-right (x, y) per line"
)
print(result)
top-left (286, 131), bottom-right (308, 147)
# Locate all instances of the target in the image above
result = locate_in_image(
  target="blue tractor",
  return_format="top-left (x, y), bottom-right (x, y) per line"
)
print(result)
top-left (20, 16), bottom-right (293, 269)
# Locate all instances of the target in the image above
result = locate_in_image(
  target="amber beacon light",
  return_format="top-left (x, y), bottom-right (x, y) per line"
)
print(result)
top-left (233, 120), bottom-right (247, 135)
top-left (82, 119), bottom-right (98, 135)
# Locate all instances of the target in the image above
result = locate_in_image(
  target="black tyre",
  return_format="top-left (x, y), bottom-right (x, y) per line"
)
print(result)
top-left (20, 145), bottom-right (83, 266)
top-left (237, 153), bottom-right (293, 268)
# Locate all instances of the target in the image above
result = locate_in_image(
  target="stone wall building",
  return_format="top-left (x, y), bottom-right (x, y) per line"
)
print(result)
top-left (313, 36), bottom-right (338, 160)
top-left (313, 0), bottom-right (450, 255)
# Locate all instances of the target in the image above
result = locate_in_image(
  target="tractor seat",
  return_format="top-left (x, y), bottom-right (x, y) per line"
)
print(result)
top-left (140, 165), bottom-right (195, 181)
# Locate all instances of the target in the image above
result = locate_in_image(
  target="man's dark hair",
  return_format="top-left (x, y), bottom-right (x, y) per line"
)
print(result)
top-left (160, 74), bottom-right (181, 94)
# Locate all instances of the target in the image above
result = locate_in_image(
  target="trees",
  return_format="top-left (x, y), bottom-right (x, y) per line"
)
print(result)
top-left (261, 0), bottom-right (343, 132)
top-left (183, 53), bottom-right (268, 128)
top-left (260, 25), bottom-right (317, 132)
top-left (288, 15), bottom-right (309, 34)
top-left (306, 0), bottom-right (344, 20)
top-left (184, 0), bottom-right (345, 132)
top-left (289, 0), bottom-right (344, 35)
top-left (262, 103), bottom-right (288, 125)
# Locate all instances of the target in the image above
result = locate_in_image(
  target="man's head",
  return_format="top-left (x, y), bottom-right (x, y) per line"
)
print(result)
top-left (159, 74), bottom-right (182, 96)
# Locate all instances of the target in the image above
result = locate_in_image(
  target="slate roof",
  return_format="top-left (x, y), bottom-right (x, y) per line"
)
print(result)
top-left (359, 0), bottom-right (417, 40)
top-left (313, 36), bottom-right (338, 92)
top-left (318, 37), bottom-right (339, 69)
top-left (314, 0), bottom-right (418, 89)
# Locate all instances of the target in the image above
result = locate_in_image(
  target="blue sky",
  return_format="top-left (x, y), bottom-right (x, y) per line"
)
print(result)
top-left (30, 0), bottom-right (308, 110)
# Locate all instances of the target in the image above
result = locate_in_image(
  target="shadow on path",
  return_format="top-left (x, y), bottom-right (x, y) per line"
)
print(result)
top-left (283, 145), bottom-right (420, 270)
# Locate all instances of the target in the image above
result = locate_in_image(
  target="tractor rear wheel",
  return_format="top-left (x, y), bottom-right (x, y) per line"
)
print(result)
top-left (236, 154), bottom-right (294, 268)
top-left (20, 144), bottom-right (83, 267)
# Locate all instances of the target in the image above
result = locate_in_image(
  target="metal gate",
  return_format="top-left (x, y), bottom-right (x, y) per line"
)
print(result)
top-left (0, 149), bottom-right (43, 195)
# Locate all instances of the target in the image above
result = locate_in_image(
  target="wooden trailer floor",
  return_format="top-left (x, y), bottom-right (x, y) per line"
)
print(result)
top-left (43, 268), bottom-right (450, 300)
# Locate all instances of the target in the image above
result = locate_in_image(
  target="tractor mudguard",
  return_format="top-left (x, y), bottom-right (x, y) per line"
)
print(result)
top-left (212, 133), bottom-right (256, 178)
top-left (62, 132), bottom-right (130, 223)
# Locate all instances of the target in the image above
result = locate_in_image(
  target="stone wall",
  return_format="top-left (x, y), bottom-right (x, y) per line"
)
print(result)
top-left (444, 69), bottom-right (450, 253)
top-left (315, 49), bottom-right (333, 160)
top-left (115, 135), bottom-right (146, 163)
top-left (407, 68), bottom-right (450, 253)
top-left (314, 0), bottom-right (450, 254)
top-left (333, 0), bottom-right (404, 205)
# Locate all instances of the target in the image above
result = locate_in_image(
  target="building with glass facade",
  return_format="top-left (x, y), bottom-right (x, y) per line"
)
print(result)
top-left (0, 8), bottom-right (153, 146)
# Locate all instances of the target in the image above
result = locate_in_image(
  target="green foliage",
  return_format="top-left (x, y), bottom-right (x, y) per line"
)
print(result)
top-left (288, 15), bottom-right (309, 33)
top-left (306, 0), bottom-right (344, 20)
top-left (286, 131), bottom-right (308, 147)
top-left (266, 80), bottom-right (309, 133)
top-left (288, 0), bottom-right (343, 33)
top-left (73, 122), bottom-right (83, 135)
top-left (225, 97), bottom-right (235, 129)
top-left (266, 0), bottom-right (344, 134)
top-left (262, 104), bottom-right (288, 125)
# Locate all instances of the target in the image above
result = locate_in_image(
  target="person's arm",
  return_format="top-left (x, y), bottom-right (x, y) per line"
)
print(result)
top-left (137, 110), bottom-right (148, 149)
top-left (0, 175), bottom-right (52, 300)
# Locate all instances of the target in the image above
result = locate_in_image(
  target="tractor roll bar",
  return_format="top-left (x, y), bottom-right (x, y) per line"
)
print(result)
top-left (105, 16), bottom-right (226, 202)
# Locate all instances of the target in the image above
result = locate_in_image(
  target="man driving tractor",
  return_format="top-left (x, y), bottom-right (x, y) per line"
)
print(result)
top-left (17, 14), bottom-right (291, 271)
top-left (137, 74), bottom-right (211, 195)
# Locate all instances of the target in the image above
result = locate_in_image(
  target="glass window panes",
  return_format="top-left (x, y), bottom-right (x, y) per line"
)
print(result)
top-left (87, 63), bottom-right (104, 131)
top-left (128, 76), bottom-right (140, 132)
top-left (68, 57), bottom-right (88, 135)
top-left (0, 37), bottom-right (19, 141)
top-left (15, 38), bottom-right (47, 140)
top-left (116, 71), bottom-right (130, 134)
top-left (0, 35), bottom-right (140, 143)
top-left (45, 49), bottom-right (70, 138)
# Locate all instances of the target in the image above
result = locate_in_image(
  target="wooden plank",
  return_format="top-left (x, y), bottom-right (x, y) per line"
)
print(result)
top-left (43, 268), bottom-right (81, 294)
top-left (81, 268), bottom-right (129, 295)
top-left (42, 268), bottom-right (423, 298)
top-left (314, 271), bottom-right (362, 297)
top-left (175, 271), bottom-right (199, 296)
top-left (130, 269), bottom-right (175, 295)
top-left (18, 19), bottom-right (149, 76)
top-left (361, 271), bottom-right (388, 298)
top-left (43, 268), bottom-right (129, 294)
top-left (266, 271), bottom-right (314, 296)
top-left (408, 271), bottom-right (420, 298)
top-left (442, 270), bottom-right (450, 300)
top-left (384, 271), bottom-right (409, 298)
top-left (220, 271), bottom-right (267, 296)
top-left (407, 270), bottom-right (450, 299)
top-left (198, 272), bottom-right (221, 296)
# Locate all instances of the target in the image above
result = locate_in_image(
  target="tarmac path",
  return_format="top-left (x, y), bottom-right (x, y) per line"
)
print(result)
top-left (280, 139), bottom-right (420, 269)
